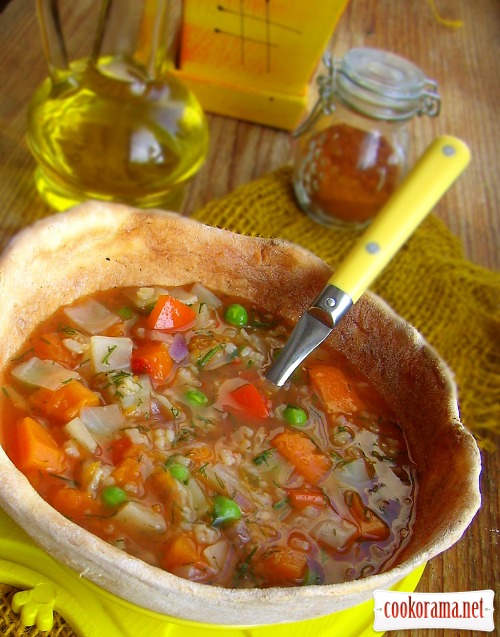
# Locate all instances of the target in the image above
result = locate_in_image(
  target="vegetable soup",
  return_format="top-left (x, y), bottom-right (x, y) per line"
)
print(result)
top-left (0, 284), bottom-right (416, 588)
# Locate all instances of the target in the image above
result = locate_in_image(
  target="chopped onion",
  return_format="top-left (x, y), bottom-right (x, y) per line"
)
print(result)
top-left (311, 517), bottom-right (358, 552)
top-left (64, 417), bottom-right (98, 453)
top-left (1, 385), bottom-right (30, 410)
top-left (148, 330), bottom-right (173, 344)
top-left (125, 426), bottom-right (150, 447)
top-left (80, 404), bottom-right (123, 436)
top-left (114, 501), bottom-right (166, 533)
top-left (186, 478), bottom-right (210, 517)
top-left (337, 458), bottom-right (371, 484)
top-left (64, 300), bottom-right (120, 335)
top-left (152, 391), bottom-right (177, 419)
top-left (84, 461), bottom-right (106, 496)
top-left (169, 334), bottom-right (188, 363)
top-left (169, 288), bottom-right (198, 305)
top-left (195, 302), bottom-right (213, 329)
top-left (126, 287), bottom-right (169, 309)
top-left (117, 374), bottom-right (152, 416)
top-left (109, 373), bottom-right (151, 417)
top-left (136, 287), bottom-right (155, 302)
top-left (190, 282), bottom-right (222, 308)
top-left (11, 357), bottom-right (80, 390)
top-left (90, 336), bottom-right (133, 373)
top-left (63, 338), bottom-right (88, 355)
top-left (213, 378), bottom-right (246, 411)
top-left (203, 539), bottom-right (231, 571)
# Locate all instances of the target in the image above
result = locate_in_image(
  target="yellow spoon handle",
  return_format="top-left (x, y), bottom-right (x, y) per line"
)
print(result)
top-left (328, 135), bottom-right (471, 303)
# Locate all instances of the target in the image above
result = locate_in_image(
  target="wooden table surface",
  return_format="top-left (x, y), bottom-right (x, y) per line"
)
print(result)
top-left (0, 1), bottom-right (498, 636)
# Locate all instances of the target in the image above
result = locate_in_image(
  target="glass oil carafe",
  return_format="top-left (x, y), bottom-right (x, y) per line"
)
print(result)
top-left (27, 0), bottom-right (209, 211)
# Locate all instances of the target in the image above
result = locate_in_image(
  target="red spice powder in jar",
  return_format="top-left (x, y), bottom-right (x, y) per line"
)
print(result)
top-left (299, 123), bottom-right (402, 224)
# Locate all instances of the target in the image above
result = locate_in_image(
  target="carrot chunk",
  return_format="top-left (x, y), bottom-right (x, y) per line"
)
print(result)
top-left (50, 485), bottom-right (101, 519)
top-left (15, 416), bottom-right (66, 474)
top-left (185, 443), bottom-right (214, 464)
top-left (131, 341), bottom-right (174, 382)
top-left (30, 381), bottom-right (100, 423)
top-left (112, 456), bottom-right (143, 489)
top-left (308, 364), bottom-right (365, 414)
top-left (32, 332), bottom-right (76, 367)
top-left (230, 383), bottom-right (269, 418)
top-left (102, 322), bottom-right (126, 337)
top-left (149, 467), bottom-right (185, 526)
top-left (160, 534), bottom-right (201, 571)
top-left (146, 295), bottom-right (196, 331)
top-left (345, 491), bottom-right (390, 541)
top-left (271, 430), bottom-right (332, 485)
top-left (255, 546), bottom-right (308, 586)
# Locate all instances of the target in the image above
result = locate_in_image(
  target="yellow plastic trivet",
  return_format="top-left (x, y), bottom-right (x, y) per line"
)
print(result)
top-left (0, 505), bottom-right (424, 637)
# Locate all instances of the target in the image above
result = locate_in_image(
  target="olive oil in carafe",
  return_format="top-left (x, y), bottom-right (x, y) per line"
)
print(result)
top-left (27, 58), bottom-right (209, 211)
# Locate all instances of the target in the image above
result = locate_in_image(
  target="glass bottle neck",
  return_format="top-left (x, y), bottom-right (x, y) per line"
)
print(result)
top-left (92, 0), bottom-right (171, 82)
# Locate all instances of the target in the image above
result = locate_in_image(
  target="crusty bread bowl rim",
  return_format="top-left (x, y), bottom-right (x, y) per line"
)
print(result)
top-left (0, 202), bottom-right (481, 626)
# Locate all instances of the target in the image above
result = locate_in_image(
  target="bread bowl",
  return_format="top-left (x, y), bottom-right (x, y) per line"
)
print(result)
top-left (0, 202), bottom-right (481, 625)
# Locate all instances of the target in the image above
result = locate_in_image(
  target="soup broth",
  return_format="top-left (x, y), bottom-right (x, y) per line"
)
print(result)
top-left (0, 284), bottom-right (416, 588)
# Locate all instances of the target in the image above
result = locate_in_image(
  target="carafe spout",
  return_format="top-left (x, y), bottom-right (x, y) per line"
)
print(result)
top-left (92, 0), bottom-right (172, 82)
top-left (36, 0), bottom-right (72, 85)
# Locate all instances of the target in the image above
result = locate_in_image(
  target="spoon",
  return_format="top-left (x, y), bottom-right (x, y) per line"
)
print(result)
top-left (265, 135), bottom-right (471, 386)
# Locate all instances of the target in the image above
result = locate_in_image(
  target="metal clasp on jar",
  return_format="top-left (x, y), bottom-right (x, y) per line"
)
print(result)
top-left (419, 79), bottom-right (441, 117)
top-left (294, 52), bottom-right (337, 137)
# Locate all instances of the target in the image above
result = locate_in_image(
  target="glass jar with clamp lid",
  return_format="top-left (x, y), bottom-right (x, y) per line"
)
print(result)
top-left (292, 48), bottom-right (441, 228)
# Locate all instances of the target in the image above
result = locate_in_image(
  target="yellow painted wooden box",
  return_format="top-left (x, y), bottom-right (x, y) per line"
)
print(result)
top-left (170, 0), bottom-right (350, 130)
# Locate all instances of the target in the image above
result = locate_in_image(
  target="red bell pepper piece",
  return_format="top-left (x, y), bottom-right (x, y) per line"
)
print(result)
top-left (286, 487), bottom-right (328, 509)
top-left (146, 295), bottom-right (196, 331)
top-left (230, 383), bottom-right (269, 418)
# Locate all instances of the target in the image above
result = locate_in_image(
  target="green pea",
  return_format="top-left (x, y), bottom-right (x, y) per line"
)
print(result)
top-left (167, 462), bottom-right (190, 484)
top-left (225, 303), bottom-right (248, 326)
top-left (185, 388), bottom-right (209, 406)
top-left (283, 404), bottom-right (308, 426)
top-left (101, 485), bottom-right (128, 507)
top-left (212, 495), bottom-right (242, 526)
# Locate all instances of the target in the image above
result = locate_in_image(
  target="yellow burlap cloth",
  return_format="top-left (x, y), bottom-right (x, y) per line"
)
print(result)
top-left (192, 166), bottom-right (500, 451)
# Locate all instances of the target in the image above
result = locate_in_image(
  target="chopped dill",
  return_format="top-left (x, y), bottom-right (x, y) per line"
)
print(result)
top-left (48, 473), bottom-right (78, 488)
top-left (57, 325), bottom-right (79, 336)
top-left (175, 427), bottom-right (194, 444)
top-left (102, 345), bottom-right (117, 365)
top-left (235, 545), bottom-right (258, 580)
top-left (253, 448), bottom-right (274, 466)
top-left (194, 463), bottom-right (209, 478)
top-left (11, 347), bottom-right (35, 362)
top-left (272, 498), bottom-right (288, 509)
top-left (214, 472), bottom-right (226, 490)
top-left (198, 344), bottom-right (223, 368)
